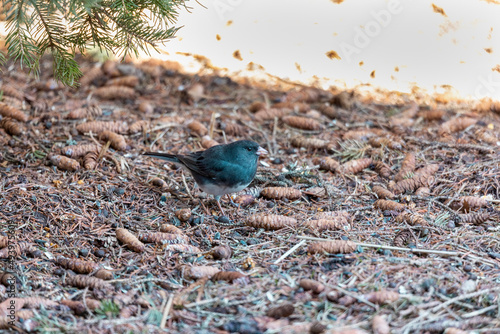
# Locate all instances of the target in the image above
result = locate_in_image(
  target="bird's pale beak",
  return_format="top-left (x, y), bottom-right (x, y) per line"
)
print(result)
top-left (256, 146), bottom-right (268, 156)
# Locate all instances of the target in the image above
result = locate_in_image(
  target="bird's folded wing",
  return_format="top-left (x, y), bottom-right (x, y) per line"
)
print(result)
top-left (177, 153), bottom-right (227, 179)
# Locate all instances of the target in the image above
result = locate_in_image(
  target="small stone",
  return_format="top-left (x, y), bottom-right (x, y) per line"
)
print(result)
top-left (53, 268), bottom-right (65, 276)
top-left (114, 187), bottom-right (125, 196)
top-left (216, 216), bottom-right (230, 224)
top-left (79, 248), bottom-right (89, 257)
top-left (94, 249), bottom-right (106, 258)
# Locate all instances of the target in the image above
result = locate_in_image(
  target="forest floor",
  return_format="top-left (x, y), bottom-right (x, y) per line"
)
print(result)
top-left (0, 55), bottom-right (499, 334)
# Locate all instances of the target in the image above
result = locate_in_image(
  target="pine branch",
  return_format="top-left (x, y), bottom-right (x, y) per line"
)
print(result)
top-left (2, 0), bottom-right (187, 86)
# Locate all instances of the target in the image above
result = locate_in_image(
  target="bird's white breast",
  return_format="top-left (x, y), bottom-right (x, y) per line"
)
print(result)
top-left (199, 182), bottom-right (250, 197)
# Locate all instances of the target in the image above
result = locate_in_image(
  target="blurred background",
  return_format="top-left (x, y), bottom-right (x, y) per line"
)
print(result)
top-left (151, 0), bottom-right (500, 100)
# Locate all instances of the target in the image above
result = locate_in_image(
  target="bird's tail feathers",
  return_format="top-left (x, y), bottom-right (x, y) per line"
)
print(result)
top-left (143, 152), bottom-right (180, 163)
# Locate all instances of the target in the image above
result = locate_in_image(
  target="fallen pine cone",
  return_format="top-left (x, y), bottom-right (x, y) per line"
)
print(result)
top-left (105, 75), bottom-right (140, 88)
top-left (55, 256), bottom-right (98, 274)
top-left (391, 174), bottom-right (435, 194)
top-left (266, 303), bottom-right (295, 319)
top-left (208, 245), bottom-right (233, 260)
top-left (175, 208), bottom-right (191, 222)
top-left (219, 121), bottom-right (247, 137)
top-left (0, 272), bottom-right (15, 286)
top-left (83, 151), bottom-right (99, 170)
top-left (283, 115), bottom-right (324, 131)
top-left (316, 104), bottom-right (346, 119)
top-left (374, 199), bottom-right (405, 211)
top-left (414, 164), bottom-right (439, 178)
top-left (339, 158), bottom-right (372, 174)
top-left (187, 120), bottom-right (208, 136)
top-left (186, 82), bottom-right (204, 103)
top-left (254, 108), bottom-right (291, 122)
top-left (150, 177), bottom-right (168, 189)
top-left (299, 279), bottom-right (325, 294)
top-left (211, 271), bottom-right (249, 284)
top-left (159, 224), bottom-right (184, 234)
top-left (101, 60), bottom-right (120, 76)
top-left (185, 265), bottom-right (220, 279)
top-left (415, 187), bottom-right (431, 196)
top-left (372, 185), bottom-right (395, 199)
top-left (164, 244), bottom-right (201, 254)
top-left (93, 85), bottom-right (136, 100)
top-left (66, 104), bottom-right (102, 120)
top-left (330, 91), bottom-right (353, 110)
top-left (310, 322), bottom-right (328, 334)
top-left (99, 130), bottom-right (128, 151)
top-left (345, 129), bottom-right (387, 141)
top-left (394, 153), bottom-right (416, 182)
top-left (286, 88), bottom-right (320, 103)
top-left (302, 186), bottom-right (327, 198)
top-left (247, 214), bottom-right (297, 230)
top-left (455, 196), bottom-right (489, 210)
top-left (60, 300), bottom-right (86, 315)
top-left (364, 290), bottom-right (400, 304)
top-left (314, 210), bottom-right (351, 220)
top-left (128, 120), bottom-right (149, 134)
top-left (0, 96), bottom-right (24, 110)
top-left (395, 212), bottom-right (427, 226)
top-left (418, 109), bottom-right (445, 121)
top-left (0, 297), bottom-right (58, 310)
top-left (368, 136), bottom-right (403, 150)
top-left (475, 129), bottom-right (498, 145)
top-left (0, 84), bottom-right (24, 101)
top-left (201, 135), bottom-right (219, 148)
top-left (303, 218), bottom-right (350, 232)
top-left (459, 212), bottom-right (490, 225)
top-left (0, 117), bottom-right (22, 135)
top-left (0, 236), bottom-right (7, 248)
top-left (232, 194), bottom-right (256, 207)
top-left (326, 290), bottom-right (341, 302)
top-left (261, 187), bottom-right (302, 200)
top-left (372, 161), bottom-right (392, 178)
top-left (308, 240), bottom-right (357, 254)
top-left (393, 229), bottom-right (413, 247)
top-left (138, 101), bottom-right (155, 113)
top-left (372, 315), bottom-right (390, 334)
top-left (62, 144), bottom-right (101, 158)
top-left (83, 298), bottom-right (101, 310)
top-left (94, 269), bottom-right (113, 280)
top-left (438, 117), bottom-right (477, 135)
top-left (291, 136), bottom-right (331, 150)
top-left (120, 305), bottom-right (138, 319)
top-left (313, 157), bottom-right (340, 172)
top-left (0, 102), bottom-right (29, 122)
top-left (65, 274), bottom-right (113, 291)
top-left (338, 295), bottom-right (356, 306)
top-left (49, 154), bottom-right (80, 171)
top-left (137, 232), bottom-right (187, 245)
top-left (116, 228), bottom-right (145, 253)
top-left (76, 121), bottom-right (128, 134)
top-left (248, 101), bottom-right (267, 113)
top-left (80, 65), bottom-right (104, 86)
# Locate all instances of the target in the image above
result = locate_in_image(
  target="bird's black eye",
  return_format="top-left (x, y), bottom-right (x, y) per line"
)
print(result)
top-left (246, 147), bottom-right (252, 151)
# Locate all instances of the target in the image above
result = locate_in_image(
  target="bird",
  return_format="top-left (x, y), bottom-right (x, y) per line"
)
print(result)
top-left (144, 140), bottom-right (268, 215)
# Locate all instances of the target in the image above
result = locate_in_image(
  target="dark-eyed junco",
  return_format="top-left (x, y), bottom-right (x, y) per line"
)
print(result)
top-left (144, 140), bottom-right (268, 214)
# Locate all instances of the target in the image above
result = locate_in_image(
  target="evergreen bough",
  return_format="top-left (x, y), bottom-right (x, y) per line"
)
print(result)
top-left (0, 0), bottom-right (187, 86)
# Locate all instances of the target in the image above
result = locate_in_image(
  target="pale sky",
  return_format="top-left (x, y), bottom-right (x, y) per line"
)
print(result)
top-left (156, 0), bottom-right (500, 99)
